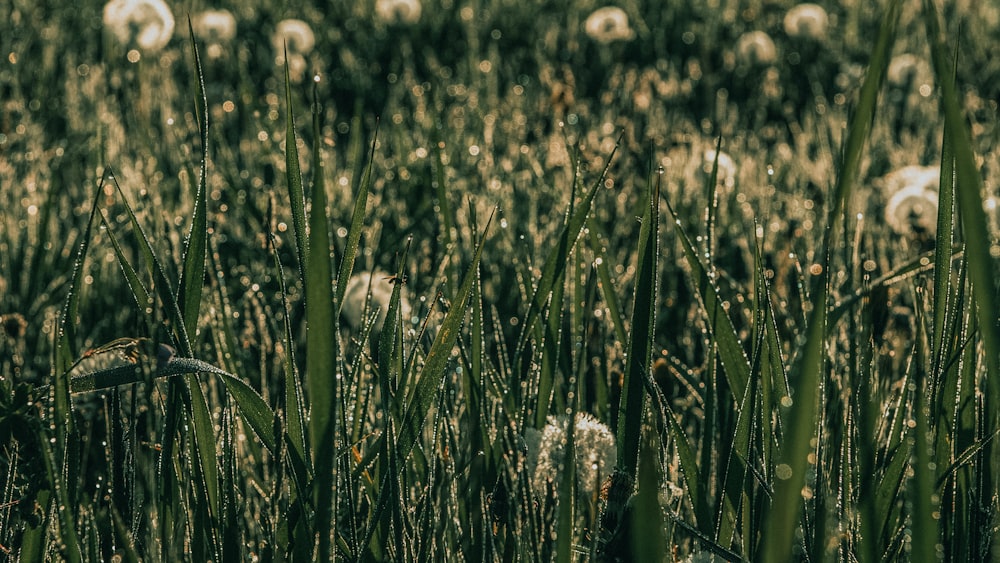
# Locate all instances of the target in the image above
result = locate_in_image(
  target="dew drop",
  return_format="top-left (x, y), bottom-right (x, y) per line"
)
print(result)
top-left (775, 464), bottom-right (793, 479)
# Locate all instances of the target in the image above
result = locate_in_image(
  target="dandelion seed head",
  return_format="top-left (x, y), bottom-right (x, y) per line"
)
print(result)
top-left (885, 184), bottom-right (939, 237)
top-left (272, 19), bottom-right (315, 82)
top-left (736, 31), bottom-right (777, 66)
top-left (272, 19), bottom-right (315, 56)
top-left (527, 413), bottom-right (617, 499)
top-left (887, 54), bottom-right (932, 88)
top-left (584, 7), bottom-right (635, 44)
top-left (193, 10), bottom-right (237, 44)
top-left (375, 0), bottom-right (422, 25)
top-left (783, 3), bottom-right (829, 40)
top-left (880, 165), bottom-right (939, 196)
top-left (103, 0), bottom-right (175, 52)
top-left (1, 312), bottom-right (27, 339)
top-left (703, 149), bottom-right (737, 183)
top-left (340, 271), bottom-right (413, 334)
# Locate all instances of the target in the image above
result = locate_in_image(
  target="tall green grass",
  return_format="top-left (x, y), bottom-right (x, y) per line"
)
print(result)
top-left (1, 0), bottom-right (999, 561)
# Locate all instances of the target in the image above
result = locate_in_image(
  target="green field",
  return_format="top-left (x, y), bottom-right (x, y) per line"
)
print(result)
top-left (1, 0), bottom-right (999, 560)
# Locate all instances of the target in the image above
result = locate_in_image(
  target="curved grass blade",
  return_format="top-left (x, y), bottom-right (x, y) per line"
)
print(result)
top-left (587, 220), bottom-right (628, 346)
top-left (935, 427), bottom-right (1000, 491)
top-left (283, 45), bottom-right (308, 282)
top-left (216, 371), bottom-right (279, 454)
top-left (336, 122), bottom-right (379, 313)
top-left (99, 210), bottom-right (152, 317)
top-left (63, 353), bottom-right (276, 453)
top-left (178, 17), bottom-right (209, 341)
top-left (106, 174), bottom-right (192, 350)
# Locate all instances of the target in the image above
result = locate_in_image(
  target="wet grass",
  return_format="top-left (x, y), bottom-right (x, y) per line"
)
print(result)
top-left (1, 0), bottom-right (999, 561)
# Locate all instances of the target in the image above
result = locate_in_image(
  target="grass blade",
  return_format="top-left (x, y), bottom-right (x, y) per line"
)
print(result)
top-left (662, 400), bottom-right (708, 528)
top-left (397, 206), bottom-right (495, 462)
top-left (763, 1), bottom-right (900, 558)
top-left (555, 409), bottom-right (576, 563)
top-left (360, 207), bottom-right (498, 557)
top-left (266, 195), bottom-right (309, 470)
top-left (283, 47), bottom-right (308, 282)
top-left (662, 194), bottom-right (750, 402)
top-left (617, 168), bottom-right (660, 478)
top-left (99, 210), bottom-right (152, 317)
top-left (303, 77), bottom-right (339, 559)
top-left (587, 220), bottom-right (628, 346)
top-left (178, 17), bottom-right (209, 340)
top-left (514, 137), bottom-right (620, 375)
top-left (930, 95), bottom-right (955, 381)
top-left (177, 28), bottom-right (221, 558)
top-left (911, 348), bottom-right (939, 563)
top-left (632, 429), bottom-right (667, 561)
top-left (923, 0), bottom-right (1000, 413)
top-left (431, 123), bottom-right (457, 297)
top-left (47, 172), bottom-right (105, 563)
top-left (335, 122), bottom-right (378, 313)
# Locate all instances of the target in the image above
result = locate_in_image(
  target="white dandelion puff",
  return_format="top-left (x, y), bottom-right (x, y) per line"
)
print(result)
top-left (375, 0), bottom-right (422, 25)
top-left (340, 271), bottom-right (412, 334)
top-left (193, 10), bottom-right (237, 43)
top-left (887, 54), bottom-right (931, 88)
top-left (526, 412), bottom-right (617, 499)
top-left (783, 3), bottom-right (829, 40)
top-left (880, 165), bottom-right (940, 196)
top-left (885, 184), bottom-right (939, 237)
top-left (736, 31), bottom-right (777, 66)
top-left (984, 196), bottom-right (1000, 234)
top-left (584, 7), bottom-right (635, 44)
top-left (703, 149), bottom-right (737, 185)
top-left (103, 0), bottom-right (175, 52)
top-left (193, 9), bottom-right (237, 59)
top-left (272, 19), bottom-right (315, 55)
top-left (272, 19), bottom-right (315, 82)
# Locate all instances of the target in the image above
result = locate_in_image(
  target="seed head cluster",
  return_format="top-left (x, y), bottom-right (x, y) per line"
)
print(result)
top-left (584, 7), bottom-right (635, 44)
top-left (525, 412), bottom-right (617, 499)
top-left (102, 0), bottom-right (175, 52)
